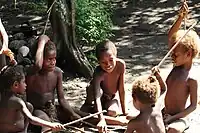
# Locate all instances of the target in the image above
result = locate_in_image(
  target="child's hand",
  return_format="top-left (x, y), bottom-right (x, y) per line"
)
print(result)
top-left (97, 119), bottom-right (107, 133)
top-left (50, 122), bottom-right (65, 131)
top-left (163, 114), bottom-right (173, 125)
top-left (39, 35), bottom-right (50, 42)
top-left (151, 66), bottom-right (160, 75)
top-left (179, 1), bottom-right (189, 18)
top-left (1, 48), bottom-right (17, 64)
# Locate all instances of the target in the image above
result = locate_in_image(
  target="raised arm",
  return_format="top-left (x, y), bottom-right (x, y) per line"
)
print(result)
top-left (19, 98), bottom-right (64, 131)
top-left (152, 66), bottom-right (167, 95)
top-left (168, 2), bottom-right (188, 44)
top-left (118, 60), bottom-right (126, 115)
top-left (35, 35), bottom-right (50, 70)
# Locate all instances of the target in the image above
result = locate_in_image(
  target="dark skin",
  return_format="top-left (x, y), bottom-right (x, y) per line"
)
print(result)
top-left (125, 77), bottom-right (166, 133)
top-left (0, 76), bottom-right (64, 133)
top-left (26, 35), bottom-right (80, 132)
top-left (125, 105), bottom-right (165, 133)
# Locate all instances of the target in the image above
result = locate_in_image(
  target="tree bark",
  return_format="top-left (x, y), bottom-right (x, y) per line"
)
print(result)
top-left (47, 0), bottom-right (93, 78)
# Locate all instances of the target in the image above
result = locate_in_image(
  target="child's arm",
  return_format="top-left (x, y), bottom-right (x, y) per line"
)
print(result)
top-left (164, 79), bottom-right (197, 124)
top-left (0, 19), bottom-right (8, 49)
top-left (118, 60), bottom-right (126, 115)
top-left (56, 68), bottom-right (81, 120)
top-left (35, 35), bottom-right (50, 70)
top-left (93, 70), bottom-right (107, 133)
top-left (18, 98), bottom-right (65, 131)
top-left (152, 66), bottom-right (167, 95)
top-left (168, 2), bottom-right (188, 43)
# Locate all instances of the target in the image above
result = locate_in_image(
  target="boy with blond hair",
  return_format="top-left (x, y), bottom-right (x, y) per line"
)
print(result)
top-left (125, 76), bottom-right (166, 133)
top-left (156, 2), bottom-right (200, 132)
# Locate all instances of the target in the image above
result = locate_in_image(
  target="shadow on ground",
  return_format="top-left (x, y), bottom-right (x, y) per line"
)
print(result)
top-left (110, 0), bottom-right (200, 83)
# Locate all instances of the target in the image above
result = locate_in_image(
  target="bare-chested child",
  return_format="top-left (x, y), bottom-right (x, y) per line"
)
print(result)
top-left (25, 35), bottom-right (81, 132)
top-left (125, 76), bottom-right (166, 133)
top-left (81, 40), bottom-right (127, 132)
top-left (0, 64), bottom-right (65, 133)
top-left (157, 2), bottom-right (199, 132)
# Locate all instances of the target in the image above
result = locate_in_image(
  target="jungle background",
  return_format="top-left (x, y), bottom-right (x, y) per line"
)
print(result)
top-left (0, 0), bottom-right (200, 132)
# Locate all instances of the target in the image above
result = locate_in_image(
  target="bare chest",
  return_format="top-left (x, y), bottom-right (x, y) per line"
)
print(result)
top-left (101, 71), bottom-right (120, 94)
top-left (26, 72), bottom-right (57, 93)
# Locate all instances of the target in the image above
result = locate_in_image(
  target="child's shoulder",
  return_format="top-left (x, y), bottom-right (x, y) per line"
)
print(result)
top-left (8, 95), bottom-right (24, 108)
top-left (115, 58), bottom-right (126, 71)
top-left (116, 58), bottom-right (125, 66)
top-left (54, 67), bottom-right (63, 74)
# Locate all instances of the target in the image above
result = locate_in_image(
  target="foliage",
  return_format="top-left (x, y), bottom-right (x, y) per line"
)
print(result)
top-left (75, 0), bottom-right (113, 47)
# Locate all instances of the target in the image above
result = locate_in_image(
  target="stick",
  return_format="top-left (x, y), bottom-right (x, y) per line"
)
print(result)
top-left (184, 0), bottom-right (187, 31)
top-left (44, 110), bottom-right (106, 133)
top-left (157, 21), bottom-right (197, 68)
top-left (43, 0), bottom-right (57, 35)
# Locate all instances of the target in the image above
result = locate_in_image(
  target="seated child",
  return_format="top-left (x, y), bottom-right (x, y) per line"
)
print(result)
top-left (81, 39), bottom-right (127, 132)
top-left (159, 2), bottom-right (199, 132)
top-left (125, 76), bottom-right (166, 133)
top-left (0, 65), bottom-right (64, 133)
top-left (25, 35), bottom-right (81, 132)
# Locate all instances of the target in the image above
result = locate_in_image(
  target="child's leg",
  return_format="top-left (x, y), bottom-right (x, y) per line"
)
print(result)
top-left (33, 109), bottom-right (51, 132)
top-left (104, 94), bottom-right (122, 117)
top-left (80, 84), bottom-right (96, 113)
top-left (166, 118), bottom-right (189, 133)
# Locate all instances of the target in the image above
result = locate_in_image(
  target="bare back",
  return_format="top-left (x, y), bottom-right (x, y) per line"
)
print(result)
top-left (0, 93), bottom-right (25, 132)
top-left (26, 67), bottom-right (61, 108)
top-left (165, 66), bottom-right (191, 115)
top-left (126, 107), bottom-right (165, 133)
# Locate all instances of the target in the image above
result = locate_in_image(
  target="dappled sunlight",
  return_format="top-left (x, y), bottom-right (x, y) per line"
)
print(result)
top-left (111, 0), bottom-right (200, 80)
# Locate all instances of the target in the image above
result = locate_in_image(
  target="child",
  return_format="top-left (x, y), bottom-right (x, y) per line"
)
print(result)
top-left (81, 40), bottom-right (127, 132)
top-left (125, 76), bottom-right (166, 133)
top-left (25, 35), bottom-right (81, 132)
top-left (158, 2), bottom-right (199, 132)
top-left (0, 65), bottom-right (64, 133)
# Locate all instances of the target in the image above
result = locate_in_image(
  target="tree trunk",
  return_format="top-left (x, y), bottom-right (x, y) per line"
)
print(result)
top-left (47, 0), bottom-right (93, 78)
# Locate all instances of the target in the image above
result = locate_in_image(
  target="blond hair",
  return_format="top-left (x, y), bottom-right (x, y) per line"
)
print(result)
top-left (132, 76), bottom-right (160, 105)
top-left (170, 29), bottom-right (200, 58)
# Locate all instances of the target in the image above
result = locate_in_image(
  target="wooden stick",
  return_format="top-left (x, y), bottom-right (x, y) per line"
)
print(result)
top-left (157, 21), bottom-right (197, 68)
top-left (44, 110), bottom-right (106, 133)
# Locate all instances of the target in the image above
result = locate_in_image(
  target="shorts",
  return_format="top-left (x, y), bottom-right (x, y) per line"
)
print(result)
top-left (163, 113), bottom-right (189, 132)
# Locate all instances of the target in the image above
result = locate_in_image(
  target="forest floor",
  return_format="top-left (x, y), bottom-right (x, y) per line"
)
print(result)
top-left (1, 0), bottom-right (200, 132)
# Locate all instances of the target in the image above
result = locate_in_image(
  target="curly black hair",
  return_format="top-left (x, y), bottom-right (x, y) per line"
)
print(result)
top-left (132, 76), bottom-right (160, 105)
top-left (0, 65), bottom-right (24, 91)
top-left (44, 40), bottom-right (56, 57)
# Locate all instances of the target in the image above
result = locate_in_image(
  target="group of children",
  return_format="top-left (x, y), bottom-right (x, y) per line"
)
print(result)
top-left (0, 1), bottom-right (199, 133)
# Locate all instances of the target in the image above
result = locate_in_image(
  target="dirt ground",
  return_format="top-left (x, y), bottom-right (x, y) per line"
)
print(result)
top-left (1, 0), bottom-right (200, 132)
top-left (64, 0), bottom-right (200, 132)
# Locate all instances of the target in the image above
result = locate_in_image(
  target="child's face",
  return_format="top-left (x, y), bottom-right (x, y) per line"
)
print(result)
top-left (170, 45), bottom-right (190, 66)
top-left (43, 50), bottom-right (56, 72)
top-left (14, 76), bottom-right (27, 95)
top-left (99, 51), bottom-right (116, 73)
